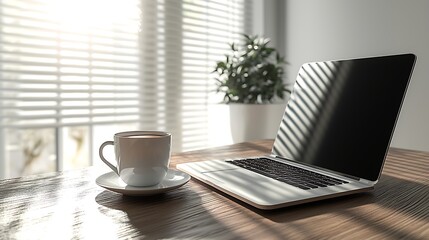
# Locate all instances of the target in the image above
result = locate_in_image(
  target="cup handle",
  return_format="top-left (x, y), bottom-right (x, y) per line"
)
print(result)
top-left (99, 141), bottom-right (118, 175)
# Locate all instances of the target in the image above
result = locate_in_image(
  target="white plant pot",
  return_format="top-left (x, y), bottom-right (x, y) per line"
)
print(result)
top-left (229, 103), bottom-right (287, 143)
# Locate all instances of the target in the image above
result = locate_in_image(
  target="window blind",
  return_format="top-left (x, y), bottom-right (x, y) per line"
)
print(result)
top-left (0, 0), bottom-right (142, 129)
top-left (139, 0), bottom-right (252, 151)
top-left (0, 0), bottom-right (252, 165)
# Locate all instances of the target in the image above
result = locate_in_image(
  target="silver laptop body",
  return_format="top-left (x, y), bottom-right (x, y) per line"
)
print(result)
top-left (177, 54), bottom-right (416, 210)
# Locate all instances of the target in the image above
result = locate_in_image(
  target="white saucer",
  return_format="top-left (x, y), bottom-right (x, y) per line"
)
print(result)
top-left (96, 169), bottom-right (190, 196)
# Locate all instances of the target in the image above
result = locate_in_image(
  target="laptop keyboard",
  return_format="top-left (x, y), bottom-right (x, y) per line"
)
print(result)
top-left (227, 157), bottom-right (349, 190)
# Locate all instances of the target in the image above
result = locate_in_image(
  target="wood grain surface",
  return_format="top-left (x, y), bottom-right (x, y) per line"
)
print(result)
top-left (0, 140), bottom-right (428, 239)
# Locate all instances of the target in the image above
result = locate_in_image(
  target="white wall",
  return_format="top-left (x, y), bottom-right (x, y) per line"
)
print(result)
top-left (284, 0), bottom-right (429, 151)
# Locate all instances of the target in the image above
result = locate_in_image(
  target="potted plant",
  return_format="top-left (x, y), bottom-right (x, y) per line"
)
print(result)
top-left (214, 34), bottom-right (291, 142)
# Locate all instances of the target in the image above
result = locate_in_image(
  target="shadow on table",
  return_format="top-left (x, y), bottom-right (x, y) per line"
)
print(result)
top-left (254, 174), bottom-right (428, 240)
top-left (95, 186), bottom-right (239, 239)
top-left (193, 173), bottom-right (428, 224)
top-left (94, 173), bottom-right (428, 239)
top-left (261, 175), bottom-right (428, 222)
top-left (190, 173), bottom-right (428, 240)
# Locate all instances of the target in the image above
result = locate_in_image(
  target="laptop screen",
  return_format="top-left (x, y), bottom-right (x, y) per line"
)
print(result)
top-left (272, 54), bottom-right (416, 181)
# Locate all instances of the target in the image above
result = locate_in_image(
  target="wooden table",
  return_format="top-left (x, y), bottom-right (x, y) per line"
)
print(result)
top-left (0, 140), bottom-right (428, 239)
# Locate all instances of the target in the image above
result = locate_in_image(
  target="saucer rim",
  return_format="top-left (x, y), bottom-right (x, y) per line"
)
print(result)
top-left (96, 168), bottom-right (190, 196)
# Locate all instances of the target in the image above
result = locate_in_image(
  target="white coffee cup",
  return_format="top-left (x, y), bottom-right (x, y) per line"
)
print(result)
top-left (99, 131), bottom-right (171, 187)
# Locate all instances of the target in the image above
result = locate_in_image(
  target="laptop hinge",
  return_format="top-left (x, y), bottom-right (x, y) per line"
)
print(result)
top-left (271, 154), bottom-right (361, 181)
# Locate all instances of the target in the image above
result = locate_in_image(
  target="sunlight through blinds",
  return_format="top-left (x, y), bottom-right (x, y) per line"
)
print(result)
top-left (139, 0), bottom-right (252, 151)
top-left (0, 0), bottom-right (141, 128)
top-left (0, 0), bottom-right (252, 152)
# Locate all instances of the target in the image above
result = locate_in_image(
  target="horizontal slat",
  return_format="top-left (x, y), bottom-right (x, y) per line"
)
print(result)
top-left (0, 113), bottom-right (211, 128)
top-left (181, 32), bottom-right (243, 46)
top-left (0, 119), bottom-right (140, 129)
top-left (0, 102), bottom-right (210, 112)
top-left (0, 63), bottom-right (139, 74)
top-left (0, 41), bottom-right (139, 58)
top-left (1, 24), bottom-right (139, 43)
top-left (157, 0), bottom-right (243, 9)
top-left (0, 50), bottom-right (139, 65)
top-left (0, 104), bottom-right (140, 110)
top-left (0, 69), bottom-right (138, 78)
top-left (0, 60), bottom-right (139, 72)
top-left (143, 12), bottom-right (245, 36)
top-left (160, 0), bottom-right (244, 18)
top-left (1, 112), bottom-right (139, 120)
top-left (183, 0), bottom-right (243, 9)
top-left (0, 29), bottom-right (138, 46)
top-left (0, 85), bottom-right (208, 93)
top-left (0, 113), bottom-right (207, 124)
top-left (182, 7), bottom-right (245, 23)
top-left (0, 88), bottom-right (139, 94)
top-left (1, 41), bottom-right (229, 61)
top-left (0, 19), bottom-right (138, 36)
top-left (0, 77), bottom-right (139, 85)
top-left (0, 96), bottom-right (139, 101)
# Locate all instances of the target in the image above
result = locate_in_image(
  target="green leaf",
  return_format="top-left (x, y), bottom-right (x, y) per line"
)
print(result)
top-left (213, 33), bottom-right (287, 103)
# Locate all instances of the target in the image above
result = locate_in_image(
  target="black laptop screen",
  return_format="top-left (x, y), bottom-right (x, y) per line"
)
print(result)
top-left (272, 54), bottom-right (416, 181)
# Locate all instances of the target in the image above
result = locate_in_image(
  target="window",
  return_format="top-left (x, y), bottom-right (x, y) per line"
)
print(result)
top-left (0, 0), bottom-right (252, 179)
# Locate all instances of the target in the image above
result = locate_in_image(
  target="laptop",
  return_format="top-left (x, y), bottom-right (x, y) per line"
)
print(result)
top-left (177, 53), bottom-right (416, 210)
